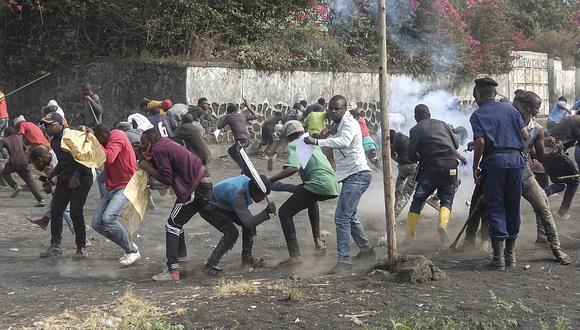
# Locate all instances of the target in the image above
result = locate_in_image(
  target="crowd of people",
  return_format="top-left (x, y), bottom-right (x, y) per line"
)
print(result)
top-left (0, 78), bottom-right (578, 282)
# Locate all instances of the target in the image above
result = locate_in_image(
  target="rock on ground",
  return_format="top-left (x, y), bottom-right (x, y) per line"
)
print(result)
top-left (370, 254), bottom-right (450, 284)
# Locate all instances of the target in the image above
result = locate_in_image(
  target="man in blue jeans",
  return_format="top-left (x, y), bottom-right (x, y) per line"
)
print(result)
top-left (405, 104), bottom-right (462, 245)
top-left (93, 125), bottom-right (141, 266)
top-left (305, 95), bottom-right (374, 274)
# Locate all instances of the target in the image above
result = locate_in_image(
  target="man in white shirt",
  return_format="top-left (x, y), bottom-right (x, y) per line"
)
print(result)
top-left (304, 95), bottom-right (374, 274)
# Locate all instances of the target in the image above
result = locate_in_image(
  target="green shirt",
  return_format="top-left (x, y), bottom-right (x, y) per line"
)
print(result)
top-left (304, 112), bottom-right (326, 135)
top-left (285, 140), bottom-right (340, 196)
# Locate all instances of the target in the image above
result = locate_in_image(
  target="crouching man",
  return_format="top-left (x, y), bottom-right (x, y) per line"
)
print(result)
top-left (138, 129), bottom-right (212, 281)
top-left (199, 175), bottom-right (276, 277)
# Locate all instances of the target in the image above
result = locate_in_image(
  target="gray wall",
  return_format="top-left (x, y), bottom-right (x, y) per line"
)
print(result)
top-left (2, 51), bottom-right (576, 135)
top-left (3, 61), bottom-right (188, 126)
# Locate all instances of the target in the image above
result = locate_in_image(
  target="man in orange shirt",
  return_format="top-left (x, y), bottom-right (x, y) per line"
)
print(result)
top-left (0, 90), bottom-right (8, 158)
top-left (14, 115), bottom-right (49, 149)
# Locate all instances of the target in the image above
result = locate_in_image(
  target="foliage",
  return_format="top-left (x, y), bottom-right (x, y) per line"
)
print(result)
top-left (0, 0), bottom-right (578, 79)
top-left (365, 291), bottom-right (571, 330)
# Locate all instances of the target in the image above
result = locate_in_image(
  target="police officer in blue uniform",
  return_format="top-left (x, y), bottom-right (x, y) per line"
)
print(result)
top-left (470, 78), bottom-right (528, 270)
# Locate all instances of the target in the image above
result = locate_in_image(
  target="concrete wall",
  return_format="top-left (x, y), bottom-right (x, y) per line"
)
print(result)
top-left (562, 69), bottom-right (577, 102)
top-left (577, 68), bottom-right (580, 99)
top-left (2, 51), bottom-right (576, 138)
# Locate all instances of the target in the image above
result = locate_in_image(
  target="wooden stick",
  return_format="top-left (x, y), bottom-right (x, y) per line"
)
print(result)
top-left (449, 196), bottom-right (484, 249)
top-left (378, 0), bottom-right (397, 271)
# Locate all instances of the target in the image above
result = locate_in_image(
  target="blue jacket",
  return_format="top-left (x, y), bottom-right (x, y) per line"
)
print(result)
top-left (207, 176), bottom-right (270, 227)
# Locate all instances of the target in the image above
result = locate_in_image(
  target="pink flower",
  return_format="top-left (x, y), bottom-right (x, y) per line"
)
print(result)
top-left (410, 0), bottom-right (421, 11)
top-left (572, 11), bottom-right (580, 28)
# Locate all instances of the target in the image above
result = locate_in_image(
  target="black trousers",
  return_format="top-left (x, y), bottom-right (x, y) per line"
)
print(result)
top-left (199, 205), bottom-right (256, 266)
top-left (278, 186), bottom-right (335, 257)
top-left (545, 180), bottom-right (579, 217)
top-left (227, 139), bottom-right (250, 175)
top-left (2, 163), bottom-right (44, 202)
top-left (50, 176), bottom-right (92, 249)
top-left (533, 173), bottom-right (548, 189)
top-left (165, 181), bottom-right (212, 271)
top-left (464, 182), bottom-right (488, 242)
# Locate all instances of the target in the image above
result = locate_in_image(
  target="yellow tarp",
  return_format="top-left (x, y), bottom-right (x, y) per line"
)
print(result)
top-left (60, 128), bottom-right (106, 168)
top-left (122, 170), bottom-right (150, 239)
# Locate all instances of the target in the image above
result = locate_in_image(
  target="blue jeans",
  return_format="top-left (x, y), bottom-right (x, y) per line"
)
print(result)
top-left (335, 170), bottom-right (372, 263)
top-left (91, 188), bottom-right (133, 253)
top-left (409, 168), bottom-right (458, 213)
top-left (96, 168), bottom-right (106, 198)
top-left (44, 201), bottom-right (74, 233)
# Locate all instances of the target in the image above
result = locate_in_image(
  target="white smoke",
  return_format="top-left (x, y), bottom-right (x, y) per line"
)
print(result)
top-left (389, 75), bottom-right (471, 135)
top-left (385, 75), bottom-right (475, 172)
top-left (330, 0), bottom-right (462, 75)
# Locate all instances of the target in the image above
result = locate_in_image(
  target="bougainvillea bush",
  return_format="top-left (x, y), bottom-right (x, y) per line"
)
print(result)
top-left (0, 0), bottom-right (577, 79)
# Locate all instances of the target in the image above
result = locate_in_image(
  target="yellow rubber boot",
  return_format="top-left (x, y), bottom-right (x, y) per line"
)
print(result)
top-left (438, 207), bottom-right (451, 245)
top-left (406, 212), bottom-right (421, 241)
top-left (438, 207), bottom-right (451, 230)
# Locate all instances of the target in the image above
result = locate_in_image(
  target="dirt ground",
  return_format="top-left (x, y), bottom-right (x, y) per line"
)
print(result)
top-left (1, 146), bottom-right (580, 329)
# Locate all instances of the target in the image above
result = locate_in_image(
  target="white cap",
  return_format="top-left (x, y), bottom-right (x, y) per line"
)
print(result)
top-left (13, 115), bottom-right (25, 125)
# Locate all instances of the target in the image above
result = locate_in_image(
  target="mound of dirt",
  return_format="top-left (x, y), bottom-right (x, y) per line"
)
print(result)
top-left (370, 254), bottom-right (450, 283)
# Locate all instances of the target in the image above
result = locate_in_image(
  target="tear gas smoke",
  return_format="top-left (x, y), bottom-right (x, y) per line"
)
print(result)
top-left (330, 0), bottom-right (461, 76)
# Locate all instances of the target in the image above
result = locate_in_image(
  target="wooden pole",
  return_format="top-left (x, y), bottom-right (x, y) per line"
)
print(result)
top-left (378, 0), bottom-right (397, 271)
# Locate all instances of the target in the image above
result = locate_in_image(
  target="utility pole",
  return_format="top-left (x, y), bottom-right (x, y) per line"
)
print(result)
top-left (378, 0), bottom-right (397, 270)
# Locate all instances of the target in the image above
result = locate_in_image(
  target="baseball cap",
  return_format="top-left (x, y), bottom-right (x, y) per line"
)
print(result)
top-left (40, 112), bottom-right (64, 125)
top-left (13, 115), bottom-right (26, 125)
top-left (161, 99), bottom-right (173, 110)
top-left (281, 120), bottom-right (304, 138)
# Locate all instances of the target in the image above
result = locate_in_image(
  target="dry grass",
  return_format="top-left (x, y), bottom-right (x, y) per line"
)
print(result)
top-left (268, 280), bottom-right (305, 302)
top-left (29, 290), bottom-right (182, 330)
top-left (214, 278), bottom-right (260, 298)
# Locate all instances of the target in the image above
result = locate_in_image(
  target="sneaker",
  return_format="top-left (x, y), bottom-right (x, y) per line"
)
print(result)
top-left (10, 186), bottom-right (22, 198)
top-left (40, 244), bottom-right (62, 258)
top-left (326, 262), bottom-right (353, 275)
top-left (354, 246), bottom-right (375, 260)
top-left (314, 238), bottom-right (327, 251)
top-left (152, 270), bottom-right (180, 281)
top-left (204, 264), bottom-right (225, 277)
top-left (553, 249), bottom-right (572, 265)
top-left (120, 245), bottom-right (141, 266)
top-left (72, 248), bottom-right (87, 260)
top-left (557, 213), bottom-right (571, 220)
top-left (35, 199), bottom-right (46, 207)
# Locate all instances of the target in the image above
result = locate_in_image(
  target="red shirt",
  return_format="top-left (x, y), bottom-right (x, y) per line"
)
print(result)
top-left (0, 99), bottom-right (7, 119)
top-left (18, 121), bottom-right (48, 146)
top-left (357, 117), bottom-right (370, 137)
top-left (103, 129), bottom-right (137, 191)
